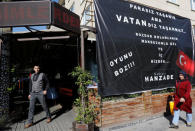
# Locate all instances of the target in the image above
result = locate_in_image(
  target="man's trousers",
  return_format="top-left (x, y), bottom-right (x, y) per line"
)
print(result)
top-left (27, 92), bottom-right (51, 124)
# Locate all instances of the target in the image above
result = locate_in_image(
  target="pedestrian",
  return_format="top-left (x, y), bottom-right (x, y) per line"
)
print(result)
top-left (169, 71), bottom-right (192, 129)
top-left (25, 65), bottom-right (51, 128)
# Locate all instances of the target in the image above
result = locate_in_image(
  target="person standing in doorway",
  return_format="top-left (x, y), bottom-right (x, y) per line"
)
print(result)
top-left (25, 65), bottom-right (51, 128)
top-left (169, 71), bottom-right (192, 129)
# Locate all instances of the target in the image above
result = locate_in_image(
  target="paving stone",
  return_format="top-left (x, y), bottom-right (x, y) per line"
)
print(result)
top-left (8, 104), bottom-right (75, 131)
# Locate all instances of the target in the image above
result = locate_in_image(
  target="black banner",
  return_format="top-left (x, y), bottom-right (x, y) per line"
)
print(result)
top-left (95, 0), bottom-right (195, 96)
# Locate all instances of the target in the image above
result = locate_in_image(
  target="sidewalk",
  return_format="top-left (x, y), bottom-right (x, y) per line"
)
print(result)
top-left (2, 104), bottom-right (75, 131)
top-left (100, 107), bottom-right (195, 131)
top-left (2, 105), bottom-right (195, 131)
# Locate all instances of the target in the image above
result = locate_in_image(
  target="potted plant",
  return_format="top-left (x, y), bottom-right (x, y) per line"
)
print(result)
top-left (70, 66), bottom-right (97, 131)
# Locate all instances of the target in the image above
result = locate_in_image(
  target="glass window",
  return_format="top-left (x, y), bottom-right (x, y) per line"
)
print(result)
top-left (80, 0), bottom-right (85, 4)
top-left (70, 2), bottom-right (75, 12)
top-left (191, 0), bottom-right (195, 10)
top-left (193, 26), bottom-right (195, 35)
top-left (81, 5), bottom-right (91, 25)
top-left (193, 26), bottom-right (195, 43)
top-left (168, 0), bottom-right (177, 3)
top-left (85, 5), bottom-right (91, 22)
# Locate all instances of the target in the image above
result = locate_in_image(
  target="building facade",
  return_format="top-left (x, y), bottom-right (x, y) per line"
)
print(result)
top-left (59, 0), bottom-right (195, 126)
top-left (60, 0), bottom-right (195, 37)
top-left (0, 0), bottom-right (80, 123)
top-left (59, 0), bottom-right (95, 27)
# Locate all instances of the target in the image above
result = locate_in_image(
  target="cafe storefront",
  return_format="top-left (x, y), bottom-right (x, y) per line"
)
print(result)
top-left (0, 0), bottom-right (81, 121)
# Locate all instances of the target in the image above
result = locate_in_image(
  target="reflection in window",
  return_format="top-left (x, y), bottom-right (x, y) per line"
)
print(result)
top-left (193, 26), bottom-right (195, 35)
top-left (192, 26), bottom-right (195, 42)
top-left (81, 5), bottom-right (91, 25)
top-left (70, 2), bottom-right (75, 12)
top-left (191, 0), bottom-right (195, 10)
top-left (168, 0), bottom-right (177, 4)
top-left (80, 0), bottom-right (85, 4)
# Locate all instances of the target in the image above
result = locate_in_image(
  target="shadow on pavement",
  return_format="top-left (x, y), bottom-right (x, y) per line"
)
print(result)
top-left (0, 126), bottom-right (12, 131)
top-left (164, 95), bottom-right (187, 125)
top-left (6, 97), bottom-right (73, 126)
top-left (164, 95), bottom-right (174, 124)
top-left (31, 98), bottom-right (73, 126)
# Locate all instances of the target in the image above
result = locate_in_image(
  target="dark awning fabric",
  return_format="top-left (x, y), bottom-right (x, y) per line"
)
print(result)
top-left (0, 1), bottom-right (80, 34)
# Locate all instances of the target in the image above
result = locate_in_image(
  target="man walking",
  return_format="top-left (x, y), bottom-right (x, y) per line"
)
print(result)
top-left (25, 65), bottom-right (51, 128)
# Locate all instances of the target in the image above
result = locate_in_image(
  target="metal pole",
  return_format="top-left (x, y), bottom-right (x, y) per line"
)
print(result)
top-left (81, 30), bottom-right (85, 70)
top-left (77, 36), bottom-right (80, 66)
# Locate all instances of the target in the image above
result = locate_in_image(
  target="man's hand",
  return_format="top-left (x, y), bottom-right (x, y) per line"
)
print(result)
top-left (180, 97), bottom-right (185, 102)
top-left (28, 95), bottom-right (31, 100)
top-left (43, 90), bottom-right (47, 95)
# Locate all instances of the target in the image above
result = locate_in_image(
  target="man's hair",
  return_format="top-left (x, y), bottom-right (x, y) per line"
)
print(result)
top-left (34, 65), bottom-right (40, 68)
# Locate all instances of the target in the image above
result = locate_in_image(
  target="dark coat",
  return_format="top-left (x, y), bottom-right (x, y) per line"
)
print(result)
top-left (174, 80), bottom-right (192, 113)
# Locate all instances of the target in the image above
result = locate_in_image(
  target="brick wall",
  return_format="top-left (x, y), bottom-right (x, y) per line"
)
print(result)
top-left (99, 89), bottom-right (195, 127)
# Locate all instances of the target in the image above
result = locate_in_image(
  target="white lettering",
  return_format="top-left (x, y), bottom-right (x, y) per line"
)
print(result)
top-left (116, 14), bottom-right (122, 22)
top-left (110, 61), bottom-right (114, 67)
top-left (145, 76), bottom-right (149, 82)
top-left (119, 68), bottom-right (123, 73)
top-left (135, 19), bottom-right (140, 25)
top-left (114, 59), bottom-right (118, 65)
top-left (123, 16), bottom-right (129, 23)
top-left (144, 74), bottom-right (174, 82)
top-left (114, 71), bottom-right (119, 76)
top-left (119, 56), bottom-right (123, 62)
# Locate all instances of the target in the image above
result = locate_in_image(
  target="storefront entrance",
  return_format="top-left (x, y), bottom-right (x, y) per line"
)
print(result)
top-left (8, 31), bottom-right (79, 116)
top-left (0, 0), bottom-right (81, 122)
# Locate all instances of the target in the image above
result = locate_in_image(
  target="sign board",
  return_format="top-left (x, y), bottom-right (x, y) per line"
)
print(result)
top-left (51, 2), bottom-right (80, 34)
top-left (0, 1), bottom-right (80, 34)
top-left (94, 0), bottom-right (195, 96)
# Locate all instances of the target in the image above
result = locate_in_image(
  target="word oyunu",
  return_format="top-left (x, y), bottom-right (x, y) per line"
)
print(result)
top-left (110, 51), bottom-right (133, 67)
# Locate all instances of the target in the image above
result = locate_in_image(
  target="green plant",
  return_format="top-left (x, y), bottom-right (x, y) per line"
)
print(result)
top-left (102, 93), bottom-right (142, 102)
top-left (70, 66), bottom-right (97, 124)
top-left (7, 65), bottom-right (17, 93)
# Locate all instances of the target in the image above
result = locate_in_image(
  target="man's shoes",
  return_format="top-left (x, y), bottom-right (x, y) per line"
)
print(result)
top-left (169, 123), bottom-right (179, 129)
top-left (47, 118), bottom-right (51, 123)
top-left (25, 123), bottom-right (33, 128)
top-left (186, 123), bottom-right (192, 127)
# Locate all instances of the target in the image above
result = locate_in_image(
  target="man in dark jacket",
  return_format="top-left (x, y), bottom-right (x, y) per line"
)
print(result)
top-left (25, 65), bottom-right (51, 128)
